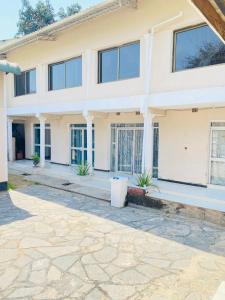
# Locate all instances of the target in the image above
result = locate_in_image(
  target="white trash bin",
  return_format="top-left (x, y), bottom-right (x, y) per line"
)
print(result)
top-left (110, 176), bottom-right (128, 208)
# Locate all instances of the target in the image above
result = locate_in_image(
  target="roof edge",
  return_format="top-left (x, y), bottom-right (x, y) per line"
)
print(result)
top-left (0, 0), bottom-right (122, 55)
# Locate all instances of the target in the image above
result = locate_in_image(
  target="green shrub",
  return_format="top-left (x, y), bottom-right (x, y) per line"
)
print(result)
top-left (32, 153), bottom-right (40, 167)
top-left (77, 162), bottom-right (90, 176)
top-left (136, 172), bottom-right (159, 191)
top-left (7, 182), bottom-right (16, 191)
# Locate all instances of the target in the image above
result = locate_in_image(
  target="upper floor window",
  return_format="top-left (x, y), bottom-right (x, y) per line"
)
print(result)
top-left (15, 69), bottom-right (36, 97)
top-left (173, 24), bottom-right (225, 72)
top-left (49, 56), bottom-right (82, 91)
top-left (98, 41), bottom-right (140, 83)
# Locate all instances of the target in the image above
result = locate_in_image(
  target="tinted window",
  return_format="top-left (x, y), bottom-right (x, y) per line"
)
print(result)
top-left (26, 69), bottom-right (36, 94)
top-left (174, 24), bottom-right (225, 71)
top-left (49, 62), bottom-right (65, 90)
top-left (66, 57), bottom-right (82, 88)
top-left (49, 56), bottom-right (82, 91)
top-left (15, 69), bottom-right (36, 96)
top-left (99, 48), bottom-right (118, 83)
top-left (98, 41), bottom-right (140, 83)
top-left (119, 43), bottom-right (140, 79)
top-left (15, 73), bottom-right (25, 96)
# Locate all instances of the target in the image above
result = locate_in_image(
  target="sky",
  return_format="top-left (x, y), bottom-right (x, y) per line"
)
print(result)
top-left (0, 0), bottom-right (103, 40)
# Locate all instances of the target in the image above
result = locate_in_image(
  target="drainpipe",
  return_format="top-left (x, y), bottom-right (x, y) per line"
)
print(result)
top-left (141, 12), bottom-right (183, 173)
top-left (144, 11), bottom-right (183, 99)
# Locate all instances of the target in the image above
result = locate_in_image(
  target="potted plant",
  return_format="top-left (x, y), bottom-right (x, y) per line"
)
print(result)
top-left (32, 153), bottom-right (40, 167)
top-left (127, 172), bottom-right (161, 208)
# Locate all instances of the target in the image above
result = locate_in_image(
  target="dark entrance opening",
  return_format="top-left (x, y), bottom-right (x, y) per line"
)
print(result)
top-left (12, 123), bottom-right (25, 160)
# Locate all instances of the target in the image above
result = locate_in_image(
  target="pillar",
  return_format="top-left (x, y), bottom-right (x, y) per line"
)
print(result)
top-left (37, 115), bottom-right (46, 168)
top-left (7, 118), bottom-right (13, 162)
top-left (83, 111), bottom-right (94, 173)
top-left (141, 108), bottom-right (154, 174)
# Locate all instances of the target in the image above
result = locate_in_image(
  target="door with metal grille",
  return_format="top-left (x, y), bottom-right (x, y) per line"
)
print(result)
top-left (116, 127), bottom-right (143, 174)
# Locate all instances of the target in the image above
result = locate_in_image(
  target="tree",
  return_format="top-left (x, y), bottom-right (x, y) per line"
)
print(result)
top-left (58, 3), bottom-right (81, 19)
top-left (185, 42), bottom-right (225, 69)
top-left (17, 0), bottom-right (55, 35)
top-left (17, 0), bottom-right (82, 36)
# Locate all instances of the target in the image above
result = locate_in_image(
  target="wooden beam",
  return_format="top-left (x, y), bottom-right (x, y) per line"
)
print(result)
top-left (191, 0), bottom-right (225, 42)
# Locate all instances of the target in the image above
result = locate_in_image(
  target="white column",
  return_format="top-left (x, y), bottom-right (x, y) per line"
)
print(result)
top-left (0, 74), bottom-right (9, 189)
top-left (141, 108), bottom-right (154, 174)
top-left (83, 111), bottom-right (94, 173)
top-left (38, 115), bottom-right (46, 168)
top-left (7, 118), bottom-right (13, 162)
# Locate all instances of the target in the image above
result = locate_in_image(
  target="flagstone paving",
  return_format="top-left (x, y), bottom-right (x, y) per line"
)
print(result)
top-left (0, 184), bottom-right (225, 299)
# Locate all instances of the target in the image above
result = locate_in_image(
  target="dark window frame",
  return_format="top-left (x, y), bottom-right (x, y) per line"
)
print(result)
top-left (48, 56), bottom-right (82, 91)
top-left (173, 23), bottom-right (225, 72)
top-left (14, 68), bottom-right (36, 97)
top-left (98, 41), bottom-right (140, 84)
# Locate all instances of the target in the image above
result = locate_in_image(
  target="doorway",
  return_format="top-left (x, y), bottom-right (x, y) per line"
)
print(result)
top-left (12, 123), bottom-right (25, 160)
top-left (111, 124), bottom-right (143, 174)
top-left (34, 124), bottom-right (51, 160)
top-left (70, 124), bottom-right (95, 166)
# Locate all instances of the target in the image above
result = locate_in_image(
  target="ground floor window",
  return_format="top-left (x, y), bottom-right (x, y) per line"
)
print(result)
top-left (34, 124), bottom-right (51, 160)
top-left (210, 122), bottom-right (225, 186)
top-left (70, 124), bottom-right (95, 166)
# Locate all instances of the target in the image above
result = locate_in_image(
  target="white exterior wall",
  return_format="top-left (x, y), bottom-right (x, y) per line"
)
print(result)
top-left (5, 0), bottom-right (225, 115)
top-left (158, 108), bottom-right (225, 185)
top-left (2, 0), bottom-right (225, 187)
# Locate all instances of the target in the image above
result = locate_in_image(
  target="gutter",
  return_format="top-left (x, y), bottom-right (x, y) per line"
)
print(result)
top-left (0, 0), bottom-right (121, 55)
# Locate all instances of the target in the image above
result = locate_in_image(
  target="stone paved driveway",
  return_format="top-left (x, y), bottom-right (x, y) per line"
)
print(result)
top-left (1, 185), bottom-right (225, 300)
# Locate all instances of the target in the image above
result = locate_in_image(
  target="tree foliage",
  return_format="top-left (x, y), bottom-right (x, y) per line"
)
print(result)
top-left (58, 3), bottom-right (81, 19)
top-left (17, 0), bottom-right (82, 36)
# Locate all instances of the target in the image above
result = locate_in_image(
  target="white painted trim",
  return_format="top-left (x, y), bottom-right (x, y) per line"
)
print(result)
top-left (149, 86), bottom-right (225, 109)
top-left (7, 85), bottom-right (225, 117)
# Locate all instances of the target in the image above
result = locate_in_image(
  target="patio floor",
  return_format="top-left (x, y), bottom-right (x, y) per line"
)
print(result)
top-left (1, 183), bottom-right (225, 299)
top-left (9, 160), bottom-right (225, 213)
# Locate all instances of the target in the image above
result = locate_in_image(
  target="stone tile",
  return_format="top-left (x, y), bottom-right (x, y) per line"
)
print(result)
top-left (93, 246), bottom-right (117, 263)
top-left (32, 258), bottom-right (50, 270)
top-left (1, 182), bottom-right (225, 300)
top-left (100, 284), bottom-right (137, 300)
top-left (85, 288), bottom-right (108, 300)
top-left (52, 254), bottom-right (79, 271)
top-left (20, 238), bottom-right (51, 248)
top-left (47, 265), bottom-right (62, 282)
top-left (85, 264), bottom-right (109, 282)
top-left (0, 267), bottom-right (20, 290)
top-left (29, 269), bottom-right (46, 284)
top-left (8, 286), bottom-right (44, 298)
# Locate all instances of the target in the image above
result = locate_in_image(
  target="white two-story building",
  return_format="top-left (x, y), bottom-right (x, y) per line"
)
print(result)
top-left (1, 0), bottom-right (225, 189)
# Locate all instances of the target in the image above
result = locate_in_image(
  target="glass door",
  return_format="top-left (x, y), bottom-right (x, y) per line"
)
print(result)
top-left (71, 124), bottom-right (94, 166)
top-left (210, 125), bottom-right (225, 186)
top-left (34, 124), bottom-right (51, 160)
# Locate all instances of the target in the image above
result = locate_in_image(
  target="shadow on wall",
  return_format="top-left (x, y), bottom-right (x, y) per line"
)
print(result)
top-left (0, 191), bottom-right (33, 226)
